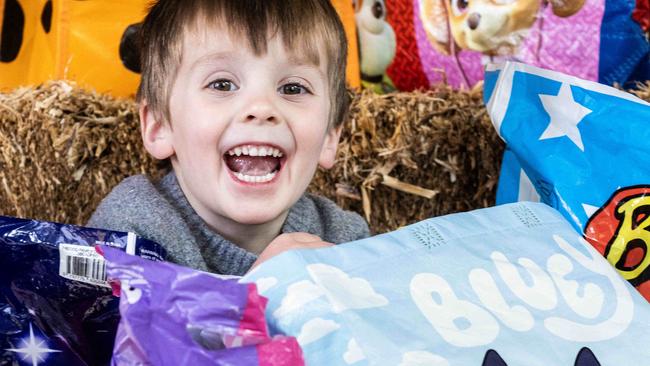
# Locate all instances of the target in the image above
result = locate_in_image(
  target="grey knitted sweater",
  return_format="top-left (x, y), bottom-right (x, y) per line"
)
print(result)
top-left (87, 172), bottom-right (370, 275)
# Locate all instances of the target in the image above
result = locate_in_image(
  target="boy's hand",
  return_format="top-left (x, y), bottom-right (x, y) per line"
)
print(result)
top-left (249, 233), bottom-right (333, 271)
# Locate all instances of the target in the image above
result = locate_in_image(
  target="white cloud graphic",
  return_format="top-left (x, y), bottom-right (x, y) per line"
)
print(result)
top-left (307, 263), bottom-right (388, 313)
top-left (297, 318), bottom-right (340, 346)
top-left (254, 277), bottom-right (277, 295)
top-left (273, 280), bottom-right (325, 319)
top-left (343, 338), bottom-right (365, 364)
top-left (399, 351), bottom-right (449, 366)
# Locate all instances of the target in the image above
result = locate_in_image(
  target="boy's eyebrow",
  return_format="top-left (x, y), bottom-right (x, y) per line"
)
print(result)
top-left (287, 54), bottom-right (321, 68)
top-left (191, 52), bottom-right (324, 76)
top-left (191, 52), bottom-right (314, 67)
top-left (285, 55), bottom-right (325, 77)
top-left (190, 51), bottom-right (238, 69)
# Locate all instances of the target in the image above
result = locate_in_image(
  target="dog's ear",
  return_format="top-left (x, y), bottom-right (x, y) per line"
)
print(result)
top-left (419, 0), bottom-right (454, 55)
top-left (548, 0), bottom-right (586, 17)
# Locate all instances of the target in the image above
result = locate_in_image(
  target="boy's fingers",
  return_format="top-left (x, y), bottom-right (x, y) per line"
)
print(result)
top-left (279, 232), bottom-right (322, 243)
top-left (268, 233), bottom-right (324, 248)
top-left (248, 233), bottom-right (334, 272)
top-left (268, 235), bottom-right (334, 251)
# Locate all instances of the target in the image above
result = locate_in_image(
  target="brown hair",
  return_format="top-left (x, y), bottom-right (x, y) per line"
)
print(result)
top-left (138, 0), bottom-right (349, 128)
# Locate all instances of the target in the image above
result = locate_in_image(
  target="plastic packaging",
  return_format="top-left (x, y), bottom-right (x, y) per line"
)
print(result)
top-left (374, 0), bottom-right (650, 90)
top-left (0, 216), bottom-right (166, 365)
top-left (243, 202), bottom-right (650, 365)
top-left (104, 247), bottom-right (304, 366)
top-left (485, 61), bottom-right (650, 300)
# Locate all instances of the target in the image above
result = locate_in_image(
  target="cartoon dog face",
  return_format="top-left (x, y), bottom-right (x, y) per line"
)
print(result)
top-left (354, 0), bottom-right (396, 78)
top-left (420, 0), bottom-right (586, 55)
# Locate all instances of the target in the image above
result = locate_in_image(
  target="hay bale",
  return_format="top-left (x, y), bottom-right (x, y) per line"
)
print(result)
top-left (2, 81), bottom-right (648, 233)
top-left (0, 81), bottom-right (164, 225)
top-left (310, 86), bottom-right (504, 233)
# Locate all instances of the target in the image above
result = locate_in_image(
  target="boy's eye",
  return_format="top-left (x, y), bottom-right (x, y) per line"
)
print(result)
top-left (280, 83), bottom-right (310, 95)
top-left (207, 79), bottom-right (238, 92)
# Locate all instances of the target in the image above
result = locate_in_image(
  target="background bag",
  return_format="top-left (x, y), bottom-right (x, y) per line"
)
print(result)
top-left (0, 0), bottom-right (360, 97)
top-left (485, 61), bottom-right (650, 301)
top-left (370, 0), bottom-right (650, 90)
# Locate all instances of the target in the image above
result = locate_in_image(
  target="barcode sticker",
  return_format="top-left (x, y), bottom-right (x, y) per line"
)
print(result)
top-left (59, 244), bottom-right (109, 288)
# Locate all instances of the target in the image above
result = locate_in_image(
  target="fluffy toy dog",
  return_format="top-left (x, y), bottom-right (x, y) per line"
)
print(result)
top-left (354, 0), bottom-right (397, 92)
top-left (419, 0), bottom-right (586, 56)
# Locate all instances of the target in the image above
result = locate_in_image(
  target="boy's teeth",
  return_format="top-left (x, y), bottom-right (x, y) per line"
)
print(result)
top-left (226, 146), bottom-right (284, 157)
top-left (235, 171), bottom-right (276, 183)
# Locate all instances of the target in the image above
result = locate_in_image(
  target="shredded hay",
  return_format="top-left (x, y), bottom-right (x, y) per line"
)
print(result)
top-left (2, 81), bottom-right (649, 233)
top-left (0, 81), bottom-right (165, 225)
top-left (310, 85), bottom-right (503, 233)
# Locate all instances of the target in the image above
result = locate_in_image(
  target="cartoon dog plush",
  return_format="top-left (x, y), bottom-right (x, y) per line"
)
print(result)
top-left (354, 0), bottom-right (397, 92)
top-left (419, 0), bottom-right (587, 56)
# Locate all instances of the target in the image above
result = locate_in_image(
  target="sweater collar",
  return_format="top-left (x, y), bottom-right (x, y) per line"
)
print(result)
top-left (160, 172), bottom-right (320, 274)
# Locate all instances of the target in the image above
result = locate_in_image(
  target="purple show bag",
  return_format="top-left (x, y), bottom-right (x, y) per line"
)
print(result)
top-left (104, 247), bottom-right (304, 366)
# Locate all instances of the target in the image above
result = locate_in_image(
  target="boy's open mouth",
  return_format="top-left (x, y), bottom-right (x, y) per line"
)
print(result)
top-left (223, 145), bottom-right (284, 183)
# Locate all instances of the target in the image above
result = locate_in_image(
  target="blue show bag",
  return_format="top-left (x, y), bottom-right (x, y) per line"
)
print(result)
top-left (484, 61), bottom-right (650, 300)
top-left (0, 216), bottom-right (166, 366)
top-left (243, 202), bottom-right (650, 365)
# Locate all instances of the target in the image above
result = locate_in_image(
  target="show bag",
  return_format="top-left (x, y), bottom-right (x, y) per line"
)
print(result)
top-left (0, 216), bottom-right (166, 365)
top-left (104, 248), bottom-right (304, 366)
top-left (243, 202), bottom-right (650, 365)
top-left (485, 61), bottom-right (650, 301)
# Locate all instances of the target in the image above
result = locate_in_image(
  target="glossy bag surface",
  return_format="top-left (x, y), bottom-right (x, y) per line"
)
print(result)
top-left (104, 248), bottom-right (304, 366)
top-left (243, 202), bottom-right (650, 365)
top-left (486, 61), bottom-right (650, 301)
top-left (0, 216), bottom-right (166, 365)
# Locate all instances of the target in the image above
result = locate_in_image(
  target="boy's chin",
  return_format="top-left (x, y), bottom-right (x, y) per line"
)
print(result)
top-left (225, 207), bottom-right (286, 226)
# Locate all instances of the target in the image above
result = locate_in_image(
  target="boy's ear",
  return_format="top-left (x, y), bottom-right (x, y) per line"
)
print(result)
top-left (318, 124), bottom-right (343, 169)
top-left (140, 101), bottom-right (175, 160)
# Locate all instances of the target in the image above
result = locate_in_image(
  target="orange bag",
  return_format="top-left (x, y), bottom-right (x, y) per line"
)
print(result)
top-left (0, 0), bottom-right (359, 98)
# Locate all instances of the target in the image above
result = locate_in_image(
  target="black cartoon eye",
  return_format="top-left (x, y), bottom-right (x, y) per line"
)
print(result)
top-left (119, 23), bottom-right (142, 74)
top-left (451, 0), bottom-right (470, 16)
top-left (372, 1), bottom-right (384, 19)
top-left (1, 0), bottom-right (25, 63)
top-left (41, 0), bottom-right (52, 33)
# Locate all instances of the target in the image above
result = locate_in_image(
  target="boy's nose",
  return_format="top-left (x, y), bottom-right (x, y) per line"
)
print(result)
top-left (241, 99), bottom-right (279, 124)
top-left (244, 113), bottom-right (277, 124)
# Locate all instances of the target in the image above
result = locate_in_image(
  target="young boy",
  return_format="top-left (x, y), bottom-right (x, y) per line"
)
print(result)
top-left (88, 0), bottom-right (369, 275)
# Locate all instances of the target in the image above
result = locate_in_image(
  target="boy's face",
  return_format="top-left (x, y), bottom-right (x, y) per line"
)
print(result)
top-left (142, 26), bottom-right (340, 229)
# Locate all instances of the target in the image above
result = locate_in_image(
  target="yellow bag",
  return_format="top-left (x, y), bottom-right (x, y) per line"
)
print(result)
top-left (0, 0), bottom-right (359, 98)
